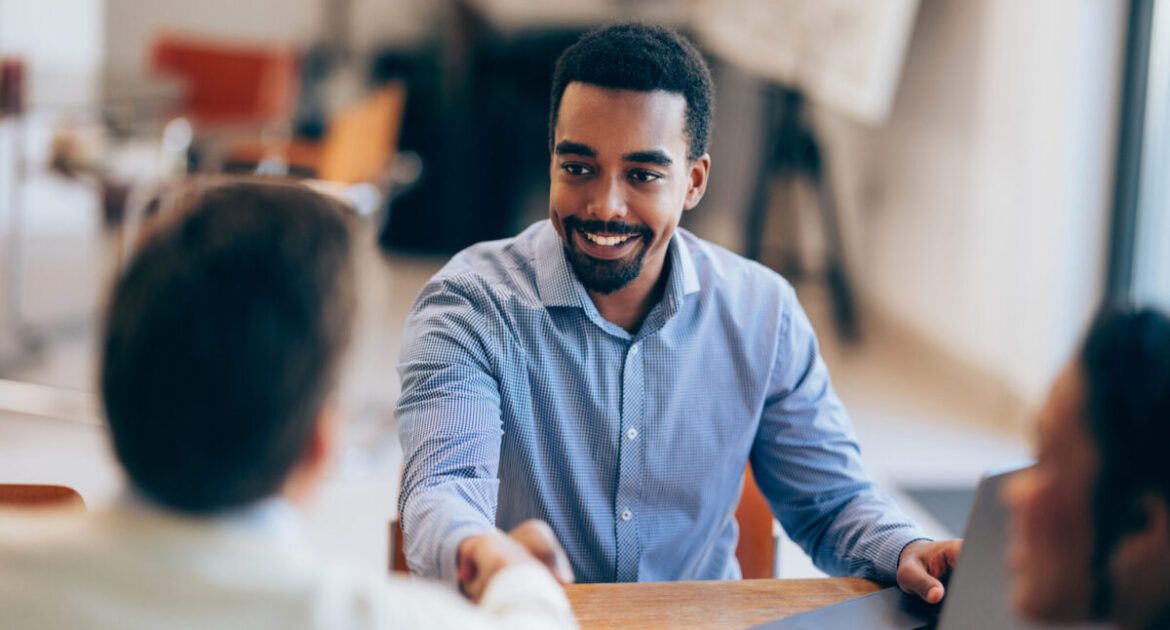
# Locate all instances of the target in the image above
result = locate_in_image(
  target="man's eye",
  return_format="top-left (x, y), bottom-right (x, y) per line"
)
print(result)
top-left (562, 163), bottom-right (591, 176)
top-left (629, 170), bottom-right (661, 183)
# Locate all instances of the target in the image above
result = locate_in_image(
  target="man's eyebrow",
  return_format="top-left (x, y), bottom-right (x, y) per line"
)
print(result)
top-left (623, 150), bottom-right (673, 167)
top-left (554, 141), bottom-right (597, 157)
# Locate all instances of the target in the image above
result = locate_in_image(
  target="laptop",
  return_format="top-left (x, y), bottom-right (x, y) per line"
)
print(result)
top-left (751, 465), bottom-right (1051, 630)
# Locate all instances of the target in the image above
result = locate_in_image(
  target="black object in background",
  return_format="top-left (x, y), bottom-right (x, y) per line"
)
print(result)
top-left (375, 30), bottom-right (582, 255)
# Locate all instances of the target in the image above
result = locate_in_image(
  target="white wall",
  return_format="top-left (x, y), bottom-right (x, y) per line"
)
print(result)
top-left (814, 0), bottom-right (1125, 410)
top-left (0, 0), bottom-right (107, 362)
top-left (0, 0), bottom-right (105, 105)
top-left (348, 0), bottom-right (435, 54)
top-left (102, 0), bottom-right (432, 75)
top-left (103, 0), bottom-right (321, 73)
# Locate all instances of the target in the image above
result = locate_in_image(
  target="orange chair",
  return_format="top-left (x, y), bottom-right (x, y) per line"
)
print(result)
top-left (0, 484), bottom-right (86, 510)
top-left (150, 32), bottom-right (298, 128)
top-left (391, 516), bottom-right (407, 573)
top-left (735, 466), bottom-right (776, 579)
top-left (228, 82), bottom-right (408, 185)
top-left (390, 465), bottom-right (777, 578)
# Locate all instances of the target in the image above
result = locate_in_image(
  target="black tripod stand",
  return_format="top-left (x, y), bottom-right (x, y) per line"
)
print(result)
top-left (745, 86), bottom-right (859, 343)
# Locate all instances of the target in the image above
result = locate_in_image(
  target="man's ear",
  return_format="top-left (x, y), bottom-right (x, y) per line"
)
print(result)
top-left (282, 402), bottom-right (343, 507)
top-left (308, 403), bottom-right (343, 473)
top-left (684, 153), bottom-right (711, 211)
top-left (1107, 491), bottom-right (1170, 622)
top-left (1114, 492), bottom-right (1170, 566)
top-left (1132, 492), bottom-right (1170, 546)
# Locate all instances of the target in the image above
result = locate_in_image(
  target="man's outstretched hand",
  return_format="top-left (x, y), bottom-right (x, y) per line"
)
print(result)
top-left (897, 539), bottom-right (962, 604)
top-left (457, 519), bottom-right (575, 601)
top-left (504, 519), bottom-right (575, 584)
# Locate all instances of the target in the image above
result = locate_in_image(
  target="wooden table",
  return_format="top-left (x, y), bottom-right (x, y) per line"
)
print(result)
top-left (566, 578), bottom-right (881, 630)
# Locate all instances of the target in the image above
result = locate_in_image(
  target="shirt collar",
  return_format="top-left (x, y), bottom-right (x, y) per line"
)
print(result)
top-left (534, 220), bottom-right (701, 310)
top-left (671, 229), bottom-right (701, 298)
top-left (120, 486), bottom-right (304, 544)
top-left (535, 220), bottom-right (585, 308)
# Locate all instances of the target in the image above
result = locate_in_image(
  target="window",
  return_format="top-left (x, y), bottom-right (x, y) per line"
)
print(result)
top-left (1132, 0), bottom-right (1170, 310)
top-left (1111, 0), bottom-right (1170, 310)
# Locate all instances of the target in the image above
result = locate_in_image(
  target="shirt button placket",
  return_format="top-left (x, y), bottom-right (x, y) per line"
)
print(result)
top-left (614, 340), bottom-right (645, 582)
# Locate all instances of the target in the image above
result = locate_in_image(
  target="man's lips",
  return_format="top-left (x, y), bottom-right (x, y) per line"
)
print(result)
top-left (571, 226), bottom-right (644, 260)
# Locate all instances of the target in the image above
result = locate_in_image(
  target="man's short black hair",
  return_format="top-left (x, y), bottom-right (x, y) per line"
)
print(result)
top-left (100, 180), bottom-right (356, 514)
top-left (549, 22), bottom-right (715, 161)
top-left (1080, 306), bottom-right (1170, 617)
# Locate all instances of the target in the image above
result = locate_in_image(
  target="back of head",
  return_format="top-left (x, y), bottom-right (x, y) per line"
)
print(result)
top-left (1080, 306), bottom-right (1170, 613)
top-left (549, 22), bottom-right (715, 161)
top-left (100, 180), bottom-right (356, 515)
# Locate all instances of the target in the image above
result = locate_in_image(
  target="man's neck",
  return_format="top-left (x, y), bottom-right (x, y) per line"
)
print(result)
top-left (121, 487), bottom-right (305, 539)
top-left (587, 251), bottom-right (670, 333)
top-left (1116, 579), bottom-right (1170, 630)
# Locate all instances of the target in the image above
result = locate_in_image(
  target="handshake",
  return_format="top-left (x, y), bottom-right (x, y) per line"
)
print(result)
top-left (456, 520), bottom-right (576, 601)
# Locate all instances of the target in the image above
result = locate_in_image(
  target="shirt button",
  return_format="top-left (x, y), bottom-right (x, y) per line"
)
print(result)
top-left (629, 343), bottom-right (640, 355)
top-left (625, 427), bottom-right (639, 440)
top-left (620, 509), bottom-right (633, 522)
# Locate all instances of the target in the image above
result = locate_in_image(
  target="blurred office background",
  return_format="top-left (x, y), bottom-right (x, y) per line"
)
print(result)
top-left (1, 0), bottom-right (1167, 578)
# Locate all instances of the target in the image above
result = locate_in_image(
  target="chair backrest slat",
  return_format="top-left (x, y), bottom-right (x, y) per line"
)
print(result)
top-left (0, 484), bottom-right (86, 510)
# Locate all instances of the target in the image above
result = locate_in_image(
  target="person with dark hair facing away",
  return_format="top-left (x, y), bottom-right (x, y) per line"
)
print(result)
top-left (397, 23), bottom-right (959, 600)
top-left (1005, 307), bottom-right (1170, 629)
top-left (0, 181), bottom-right (576, 629)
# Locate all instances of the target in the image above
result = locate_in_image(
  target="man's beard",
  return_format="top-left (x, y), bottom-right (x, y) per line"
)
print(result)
top-left (561, 216), bottom-right (652, 295)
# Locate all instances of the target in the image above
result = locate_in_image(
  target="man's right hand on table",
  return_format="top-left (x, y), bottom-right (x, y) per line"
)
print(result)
top-left (457, 519), bottom-right (575, 601)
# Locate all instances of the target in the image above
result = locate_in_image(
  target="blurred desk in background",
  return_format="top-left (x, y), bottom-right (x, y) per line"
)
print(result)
top-left (0, 73), bottom-right (186, 373)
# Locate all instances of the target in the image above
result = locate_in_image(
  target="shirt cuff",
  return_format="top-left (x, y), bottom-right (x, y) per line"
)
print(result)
top-left (480, 562), bottom-right (577, 629)
top-left (439, 522), bottom-right (495, 584)
top-left (882, 534), bottom-right (934, 581)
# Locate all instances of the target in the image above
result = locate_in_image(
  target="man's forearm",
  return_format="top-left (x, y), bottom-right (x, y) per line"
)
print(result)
top-left (823, 490), bottom-right (929, 581)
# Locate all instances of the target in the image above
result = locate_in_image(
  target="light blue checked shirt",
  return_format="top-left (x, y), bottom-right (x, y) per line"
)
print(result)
top-left (397, 220), bottom-right (926, 585)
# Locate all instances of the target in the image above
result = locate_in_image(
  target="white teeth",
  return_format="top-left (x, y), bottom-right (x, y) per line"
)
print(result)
top-left (582, 232), bottom-right (636, 247)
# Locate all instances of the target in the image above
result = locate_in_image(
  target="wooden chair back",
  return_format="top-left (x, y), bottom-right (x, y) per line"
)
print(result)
top-left (150, 33), bottom-right (298, 126)
top-left (0, 484), bottom-right (86, 510)
top-left (735, 466), bottom-right (776, 579)
top-left (391, 515), bottom-right (407, 573)
top-left (317, 82), bottom-right (407, 184)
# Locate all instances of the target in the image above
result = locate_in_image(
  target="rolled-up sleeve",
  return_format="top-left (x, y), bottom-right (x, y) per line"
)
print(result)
top-left (397, 275), bottom-right (506, 582)
top-left (750, 282), bottom-right (927, 582)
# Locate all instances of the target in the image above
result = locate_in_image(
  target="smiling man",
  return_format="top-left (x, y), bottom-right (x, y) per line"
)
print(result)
top-left (397, 23), bottom-right (959, 600)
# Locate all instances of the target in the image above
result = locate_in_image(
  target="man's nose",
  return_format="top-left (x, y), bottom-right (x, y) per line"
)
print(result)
top-left (1001, 471), bottom-right (1030, 512)
top-left (587, 175), bottom-right (628, 222)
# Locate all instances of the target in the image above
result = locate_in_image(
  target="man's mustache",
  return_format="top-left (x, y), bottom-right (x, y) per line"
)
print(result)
top-left (562, 217), bottom-right (652, 238)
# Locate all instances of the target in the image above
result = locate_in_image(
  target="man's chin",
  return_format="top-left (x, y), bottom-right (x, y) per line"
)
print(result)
top-left (1011, 577), bottom-right (1092, 624)
top-left (566, 247), bottom-right (644, 294)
